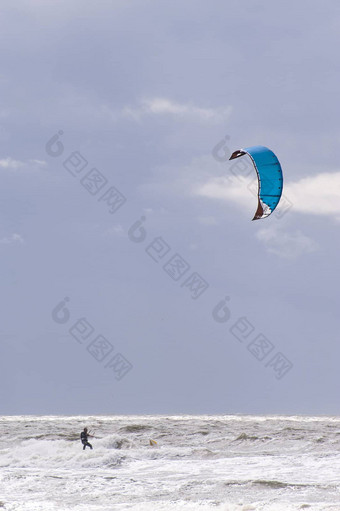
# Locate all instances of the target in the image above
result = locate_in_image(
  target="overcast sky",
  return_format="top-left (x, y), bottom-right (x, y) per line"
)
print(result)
top-left (1, 0), bottom-right (339, 415)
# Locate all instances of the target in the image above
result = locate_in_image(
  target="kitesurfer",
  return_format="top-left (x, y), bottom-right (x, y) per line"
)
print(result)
top-left (80, 427), bottom-right (93, 450)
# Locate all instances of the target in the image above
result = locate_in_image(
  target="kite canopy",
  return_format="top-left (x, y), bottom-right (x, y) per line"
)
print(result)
top-left (229, 145), bottom-right (283, 220)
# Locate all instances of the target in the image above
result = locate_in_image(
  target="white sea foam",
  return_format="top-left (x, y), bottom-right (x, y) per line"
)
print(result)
top-left (0, 415), bottom-right (340, 510)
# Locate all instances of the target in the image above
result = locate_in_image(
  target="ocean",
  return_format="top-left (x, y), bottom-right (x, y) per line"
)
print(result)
top-left (0, 415), bottom-right (340, 510)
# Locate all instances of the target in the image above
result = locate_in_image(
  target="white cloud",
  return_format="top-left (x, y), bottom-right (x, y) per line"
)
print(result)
top-left (195, 175), bottom-right (256, 218)
top-left (28, 159), bottom-right (46, 166)
top-left (0, 157), bottom-right (47, 171)
top-left (0, 233), bottom-right (24, 245)
top-left (102, 224), bottom-right (125, 238)
top-left (196, 175), bottom-right (250, 202)
top-left (284, 171), bottom-right (340, 216)
top-left (196, 169), bottom-right (340, 220)
top-left (122, 97), bottom-right (232, 124)
top-left (0, 157), bottom-right (24, 169)
top-left (256, 227), bottom-right (318, 259)
top-left (141, 154), bottom-right (236, 205)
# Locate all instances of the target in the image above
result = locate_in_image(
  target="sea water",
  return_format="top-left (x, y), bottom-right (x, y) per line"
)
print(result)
top-left (0, 415), bottom-right (340, 510)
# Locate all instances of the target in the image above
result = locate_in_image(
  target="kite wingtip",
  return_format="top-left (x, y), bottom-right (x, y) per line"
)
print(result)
top-left (229, 149), bottom-right (246, 160)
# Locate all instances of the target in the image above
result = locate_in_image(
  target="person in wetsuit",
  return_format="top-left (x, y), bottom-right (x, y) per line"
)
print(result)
top-left (80, 427), bottom-right (93, 450)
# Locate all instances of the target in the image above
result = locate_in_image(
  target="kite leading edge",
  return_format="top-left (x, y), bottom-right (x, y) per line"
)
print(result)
top-left (229, 145), bottom-right (283, 220)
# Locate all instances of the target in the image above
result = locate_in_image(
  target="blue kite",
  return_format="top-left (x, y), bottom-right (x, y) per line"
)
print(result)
top-left (229, 145), bottom-right (283, 220)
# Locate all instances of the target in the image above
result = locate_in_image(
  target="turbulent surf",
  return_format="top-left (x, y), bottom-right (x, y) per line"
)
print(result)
top-left (0, 414), bottom-right (339, 510)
